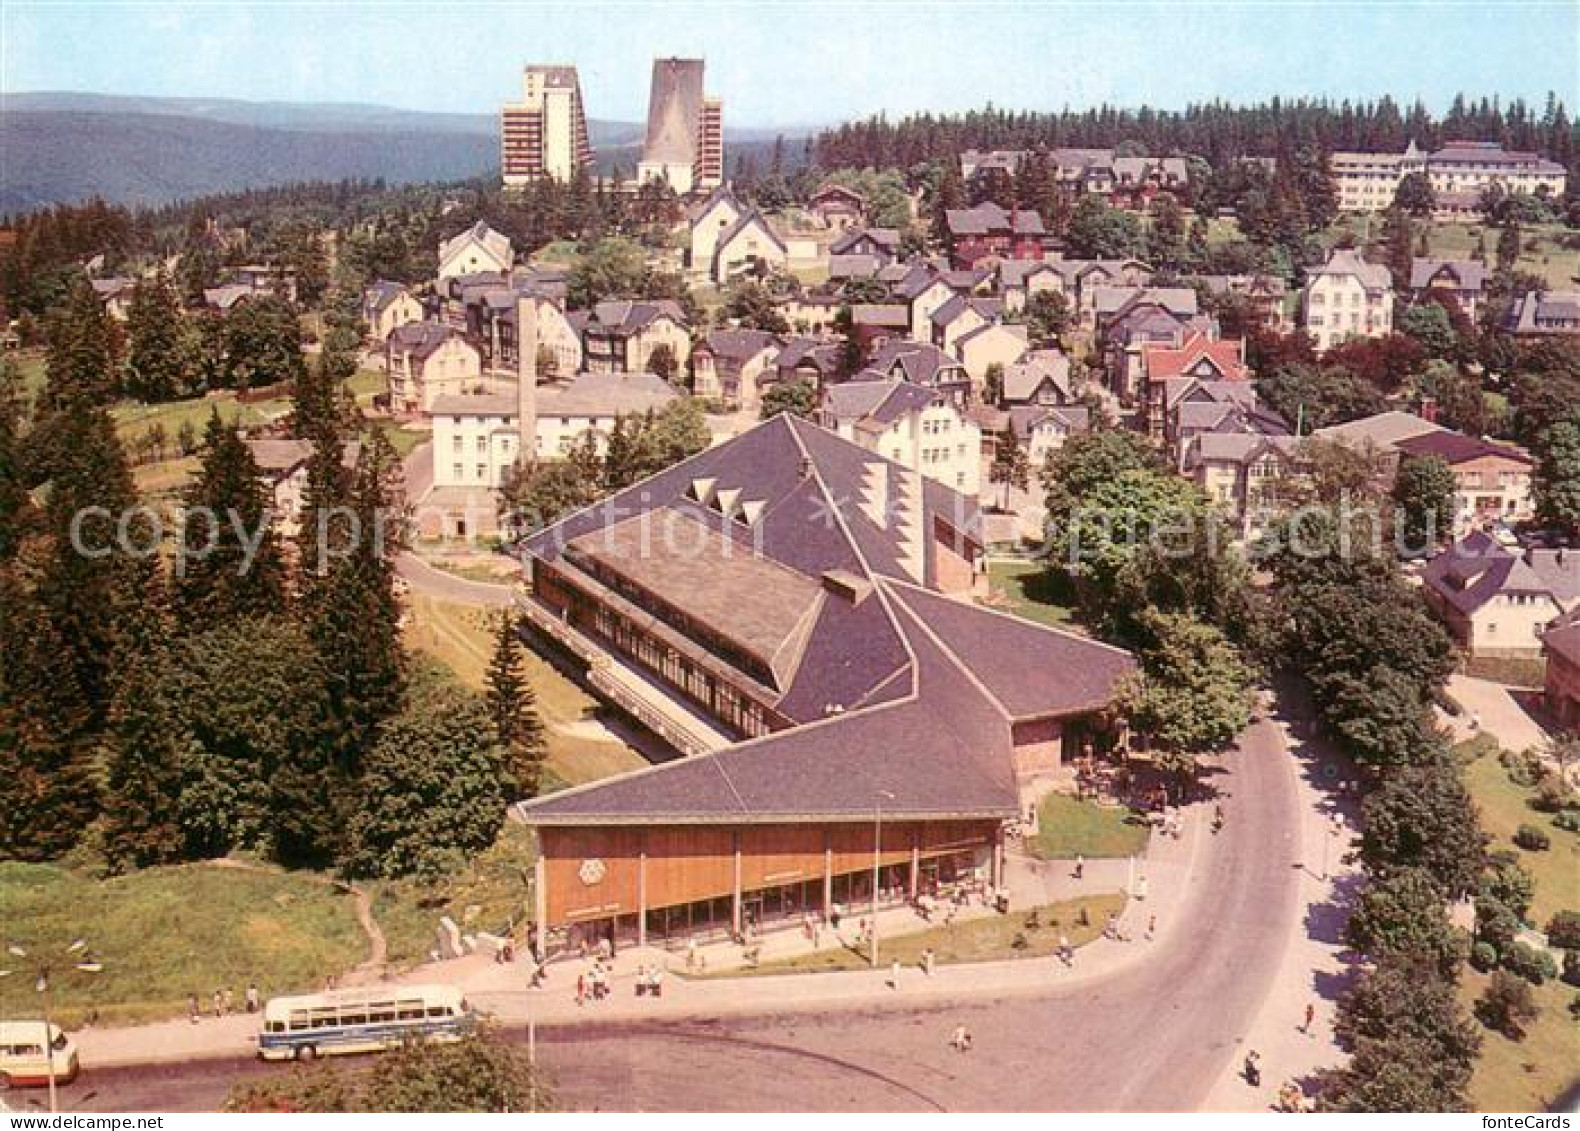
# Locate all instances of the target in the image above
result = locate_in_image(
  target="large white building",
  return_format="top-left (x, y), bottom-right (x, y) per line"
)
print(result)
top-left (1301, 248), bottom-right (1394, 352)
top-left (820, 378), bottom-right (983, 497)
top-left (501, 64), bottom-right (594, 186)
top-left (1331, 141), bottom-right (1568, 212)
top-left (635, 57), bottom-right (723, 195)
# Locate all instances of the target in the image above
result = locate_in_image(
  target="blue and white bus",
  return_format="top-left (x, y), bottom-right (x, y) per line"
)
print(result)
top-left (257, 984), bottom-right (474, 1062)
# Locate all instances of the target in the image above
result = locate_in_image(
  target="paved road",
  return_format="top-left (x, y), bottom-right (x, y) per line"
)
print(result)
top-left (52, 714), bottom-right (1299, 1113)
top-left (395, 552), bottom-right (516, 608)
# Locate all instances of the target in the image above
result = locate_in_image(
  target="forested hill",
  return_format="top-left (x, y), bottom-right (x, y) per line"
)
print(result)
top-left (0, 110), bottom-right (501, 213)
top-left (814, 95), bottom-right (1578, 169)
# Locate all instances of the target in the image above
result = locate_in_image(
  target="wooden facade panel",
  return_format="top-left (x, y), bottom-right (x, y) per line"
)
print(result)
top-left (542, 827), bottom-right (644, 923)
top-left (738, 825), bottom-right (826, 890)
top-left (640, 827), bottom-right (736, 909)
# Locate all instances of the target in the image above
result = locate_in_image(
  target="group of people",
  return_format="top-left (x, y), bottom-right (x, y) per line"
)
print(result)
top-left (574, 962), bottom-right (612, 1005)
top-left (633, 964), bottom-right (666, 998)
top-left (187, 983), bottom-right (260, 1023)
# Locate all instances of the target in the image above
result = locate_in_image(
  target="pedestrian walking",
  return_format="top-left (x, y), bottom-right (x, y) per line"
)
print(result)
top-left (212, 989), bottom-right (224, 1018)
top-left (686, 938), bottom-right (699, 972)
top-left (921, 948), bottom-right (935, 976)
top-left (223, 987), bottom-right (236, 1015)
top-left (245, 983), bottom-right (260, 1013)
top-left (1145, 914), bottom-right (1156, 941)
top-left (889, 959), bottom-right (901, 990)
top-left (950, 1025), bottom-right (972, 1052)
top-left (1072, 854), bottom-right (1084, 880)
top-left (1302, 1002), bottom-right (1315, 1034)
top-left (188, 993), bottom-right (201, 1025)
top-left (1213, 803), bottom-right (1225, 833)
top-left (575, 973), bottom-right (587, 1006)
top-left (1058, 934), bottom-right (1073, 966)
top-left (1244, 1050), bottom-right (1262, 1087)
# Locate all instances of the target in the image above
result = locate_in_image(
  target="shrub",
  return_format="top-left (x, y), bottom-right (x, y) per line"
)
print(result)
top-left (1477, 970), bottom-right (1539, 1039)
top-left (1564, 949), bottom-right (1580, 988)
top-left (1554, 810), bottom-right (1580, 834)
top-left (1470, 941), bottom-right (1500, 972)
top-left (1475, 896), bottom-right (1522, 953)
top-left (1499, 748), bottom-right (1543, 787)
top-left (1514, 824), bottom-right (1551, 851)
top-left (1546, 910), bottom-right (1580, 951)
top-left (1502, 940), bottom-right (1558, 985)
top-left (1533, 771), bottom-right (1576, 813)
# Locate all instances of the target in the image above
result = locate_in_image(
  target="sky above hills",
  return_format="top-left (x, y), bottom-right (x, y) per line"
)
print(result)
top-left (3, 0), bottom-right (1576, 129)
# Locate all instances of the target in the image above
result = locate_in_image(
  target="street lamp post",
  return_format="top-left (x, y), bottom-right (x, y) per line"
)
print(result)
top-left (870, 790), bottom-right (894, 968)
top-left (2, 940), bottom-right (102, 1114)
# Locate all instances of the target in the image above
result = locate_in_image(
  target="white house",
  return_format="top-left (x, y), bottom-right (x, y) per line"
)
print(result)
top-left (820, 378), bottom-right (982, 496)
top-left (387, 322), bottom-right (488, 414)
top-left (1301, 248), bottom-right (1394, 352)
top-left (362, 281), bottom-right (425, 343)
top-left (687, 186), bottom-right (746, 274)
top-left (438, 221), bottom-right (514, 281)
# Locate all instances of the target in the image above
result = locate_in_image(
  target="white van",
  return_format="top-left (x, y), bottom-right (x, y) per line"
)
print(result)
top-left (0, 1021), bottom-right (79, 1088)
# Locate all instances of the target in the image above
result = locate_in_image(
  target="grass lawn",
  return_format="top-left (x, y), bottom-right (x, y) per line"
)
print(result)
top-left (373, 418), bottom-right (425, 458)
top-left (983, 560), bottom-right (1077, 629)
top-left (348, 366), bottom-right (387, 406)
top-left (0, 861), bottom-right (367, 1027)
top-left (711, 892), bottom-right (1127, 977)
top-left (404, 595), bottom-right (647, 791)
top-left (112, 391), bottom-right (291, 450)
top-left (1030, 793), bottom-right (1151, 860)
top-left (1459, 965), bottom-right (1578, 1113)
top-left (1426, 221), bottom-right (1578, 290)
top-left (132, 456), bottom-right (201, 498)
top-left (369, 824), bottom-right (540, 967)
top-left (1459, 739), bottom-right (1580, 928)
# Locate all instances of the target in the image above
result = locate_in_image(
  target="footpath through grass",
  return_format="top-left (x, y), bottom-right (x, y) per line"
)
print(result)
top-left (1030, 793), bottom-right (1151, 860)
top-left (712, 892), bottom-right (1126, 977)
top-left (0, 861), bottom-right (367, 1027)
top-left (1455, 735), bottom-right (1580, 1112)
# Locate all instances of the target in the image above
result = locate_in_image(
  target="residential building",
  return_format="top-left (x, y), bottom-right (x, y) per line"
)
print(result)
top-left (361, 280), bottom-right (425, 343)
top-left (438, 221), bottom-right (514, 280)
top-left (636, 57), bottom-right (722, 194)
top-left (1092, 287), bottom-right (1209, 402)
top-left (245, 438), bottom-right (360, 537)
top-left (1301, 248), bottom-right (1394, 352)
top-left (930, 294), bottom-right (1002, 353)
top-left (687, 185), bottom-right (746, 273)
top-left (830, 227), bottom-right (902, 265)
top-left (1165, 379), bottom-right (1288, 465)
top-left (431, 371), bottom-right (681, 490)
top-left (954, 322), bottom-right (1029, 387)
top-left (1332, 141), bottom-right (1567, 212)
top-left (1421, 532), bottom-right (1578, 658)
top-left (1063, 260), bottom-right (1157, 323)
top-left (89, 276), bottom-right (135, 321)
top-left (1543, 615), bottom-right (1580, 730)
top-left (996, 260), bottom-right (1065, 314)
top-left (580, 300), bottom-right (692, 375)
top-left (822, 378), bottom-right (983, 495)
top-left (1181, 432), bottom-right (1302, 535)
top-left (807, 183), bottom-right (866, 230)
top-left (850, 304), bottom-right (911, 353)
top-left (512, 412), bottom-right (1136, 947)
top-left (1505, 290), bottom-right (1580, 337)
top-left (501, 64), bottom-right (594, 186)
top-left (1394, 430), bottom-right (1535, 532)
top-left (1192, 274), bottom-right (1289, 332)
top-left (692, 328), bottom-right (782, 411)
top-left (772, 336), bottom-right (843, 389)
top-left (1140, 332), bottom-right (1250, 438)
top-left (943, 203), bottom-right (1048, 269)
top-left (1001, 350), bottom-right (1075, 409)
top-left (707, 210), bottom-right (788, 285)
top-left (1410, 258), bottom-right (1489, 320)
top-left (1010, 404), bottom-right (1091, 468)
top-left (490, 292), bottom-right (584, 380)
top-left (866, 339), bottom-right (973, 407)
top-left (387, 322), bottom-right (487, 414)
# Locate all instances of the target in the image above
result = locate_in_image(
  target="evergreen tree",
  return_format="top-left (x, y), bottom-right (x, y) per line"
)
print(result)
top-left (123, 273), bottom-right (189, 402)
top-left (931, 161), bottom-right (966, 241)
top-left (1495, 220), bottom-right (1521, 275)
top-left (101, 648), bottom-right (191, 870)
top-left (1146, 194), bottom-right (1188, 270)
top-left (43, 276), bottom-right (116, 409)
top-left (0, 360), bottom-right (36, 563)
top-left (1532, 413), bottom-right (1580, 538)
top-left (484, 612), bottom-right (546, 798)
top-left (177, 408), bottom-right (288, 625)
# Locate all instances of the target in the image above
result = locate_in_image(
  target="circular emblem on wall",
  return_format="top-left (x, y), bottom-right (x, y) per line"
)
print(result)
top-left (578, 858), bottom-right (607, 886)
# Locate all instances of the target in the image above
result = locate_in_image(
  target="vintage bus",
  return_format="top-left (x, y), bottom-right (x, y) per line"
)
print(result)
top-left (0, 1022), bottom-right (79, 1088)
top-left (257, 984), bottom-right (474, 1062)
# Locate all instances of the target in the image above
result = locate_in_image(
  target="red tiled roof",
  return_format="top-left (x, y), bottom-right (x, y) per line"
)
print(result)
top-left (1142, 332), bottom-right (1249, 384)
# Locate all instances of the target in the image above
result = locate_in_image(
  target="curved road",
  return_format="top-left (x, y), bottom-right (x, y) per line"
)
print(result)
top-left (53, 716), bottom-right (1299, 1112)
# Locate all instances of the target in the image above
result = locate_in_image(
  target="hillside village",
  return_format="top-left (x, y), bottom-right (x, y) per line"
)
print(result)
top-left (2, 50), bottom-right (1580, 1116)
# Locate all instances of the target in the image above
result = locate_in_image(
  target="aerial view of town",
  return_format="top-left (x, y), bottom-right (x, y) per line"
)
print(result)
top-left (0, 0), bottom-right (1577, 1118)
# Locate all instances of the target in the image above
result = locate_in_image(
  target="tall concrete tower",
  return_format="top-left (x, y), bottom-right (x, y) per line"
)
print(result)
top-left (636, 57), bottom-right (723, 195)
top-left (501, 64), bottom-right (594, 186)
top-left (515, 295), bottom-right (538, 464)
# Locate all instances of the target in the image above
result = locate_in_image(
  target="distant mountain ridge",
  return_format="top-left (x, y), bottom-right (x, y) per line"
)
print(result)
top-left (1, 92), bottom-right (811, 213)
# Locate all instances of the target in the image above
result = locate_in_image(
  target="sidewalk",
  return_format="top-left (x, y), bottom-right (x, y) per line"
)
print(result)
top-left (1201, 695), bottom-right (1362, 1112)
top-left (74, 800), bottom-right (1208, 1070)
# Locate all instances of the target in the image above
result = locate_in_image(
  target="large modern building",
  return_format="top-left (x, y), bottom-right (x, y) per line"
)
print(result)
top-left (1331, 140), bottom-right (1568, 212)
top-left (636, 57), bottom-right (723, 195)
top-left (501, 64), bottom-right (594, 186)
top-left (513, 414), bottom-right (1135, 950)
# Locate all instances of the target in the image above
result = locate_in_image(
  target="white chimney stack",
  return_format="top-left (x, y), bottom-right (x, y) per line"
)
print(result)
top-left (516, 294), bottom-right (538, 462)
